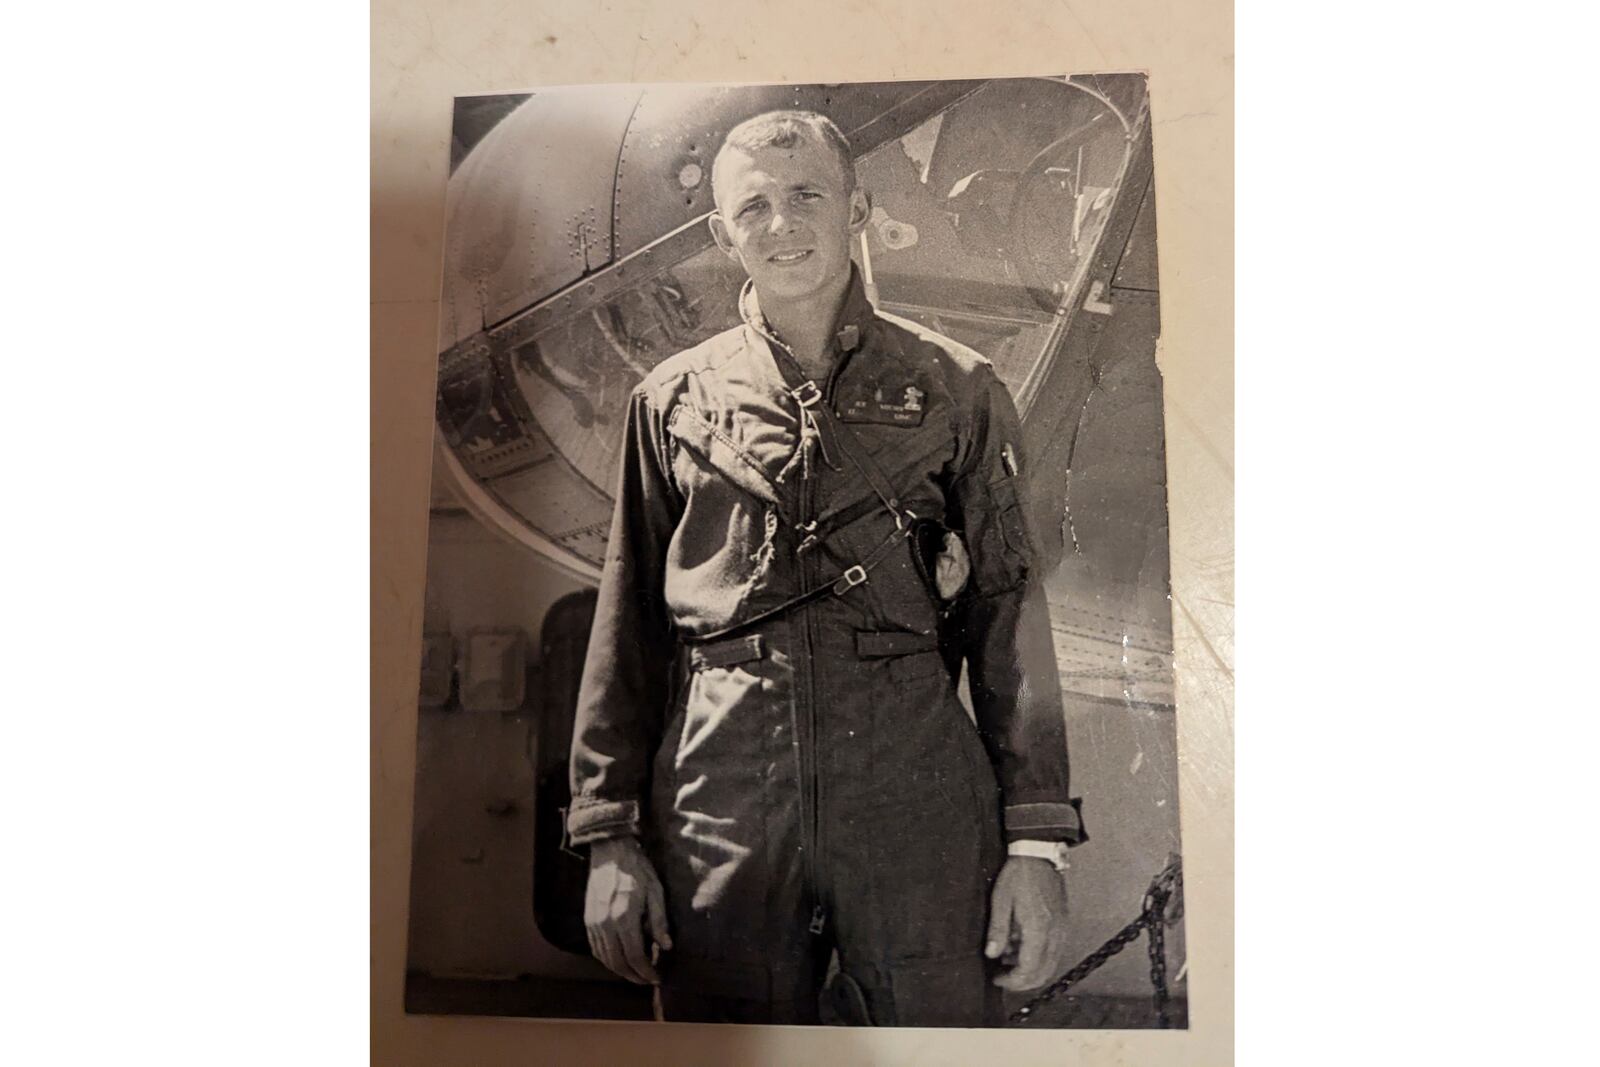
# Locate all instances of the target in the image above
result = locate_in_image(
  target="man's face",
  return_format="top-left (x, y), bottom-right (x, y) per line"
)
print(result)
top-left (709, 137), bottom-right (868, 305)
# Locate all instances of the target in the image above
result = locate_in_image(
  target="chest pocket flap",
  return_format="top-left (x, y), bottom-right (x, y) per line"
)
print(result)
top-left (666, 404), bottom-right (784, 511)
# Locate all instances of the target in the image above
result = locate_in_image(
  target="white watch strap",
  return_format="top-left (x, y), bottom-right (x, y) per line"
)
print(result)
top-left (1007, 839), bottom-right (1070, 871)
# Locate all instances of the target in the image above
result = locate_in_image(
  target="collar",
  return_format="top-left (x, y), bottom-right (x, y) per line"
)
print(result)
top-left (737, 263), bottom-right (876, 356)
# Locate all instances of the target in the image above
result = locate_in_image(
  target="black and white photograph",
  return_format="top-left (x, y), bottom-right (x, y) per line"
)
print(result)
top-left (405, 75), bottom-right (1183, 1029)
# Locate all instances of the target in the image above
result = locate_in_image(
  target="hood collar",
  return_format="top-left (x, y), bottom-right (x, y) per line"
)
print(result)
top-left (738, 263), bottom-right (876, 355)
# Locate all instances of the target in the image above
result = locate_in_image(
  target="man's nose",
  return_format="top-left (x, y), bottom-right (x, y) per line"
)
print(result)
top-left (768, 209), bottom-right (799, 236)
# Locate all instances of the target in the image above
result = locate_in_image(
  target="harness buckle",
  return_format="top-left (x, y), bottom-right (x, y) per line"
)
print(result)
top-left (832, 565), bottom-right (868, 595)
top-left (791, 381), bottom-right (822, 409)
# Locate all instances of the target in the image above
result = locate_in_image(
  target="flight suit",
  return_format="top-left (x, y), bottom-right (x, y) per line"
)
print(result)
top-left (567, 268), bottom-right (1085, 1026)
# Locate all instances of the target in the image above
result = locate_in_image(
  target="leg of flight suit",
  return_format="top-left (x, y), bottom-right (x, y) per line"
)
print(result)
top-left (656, 936), bottom-right (831, 1024)
top-left (646, 639), bottom-right (829, 1023)
top-left (821, 647), bottom-right (1007, 1027)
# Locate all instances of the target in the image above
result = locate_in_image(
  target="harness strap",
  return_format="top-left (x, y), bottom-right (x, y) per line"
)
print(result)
top-left (784, 377), bottom-right (910, 527)
top-left (814, 401), bottom-right (910, 523)
top-left (752, 321), bottom-right (911, 528)
top-left (679, 520), bottom-right (913, 646)
top-left (685, 316), bottom-right (931, 647)
top-left (796, 492), bottom-right (884, 554)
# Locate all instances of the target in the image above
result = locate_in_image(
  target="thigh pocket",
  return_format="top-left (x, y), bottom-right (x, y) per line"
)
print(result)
top-left (677, 635), bottom-right (770, 764)
top-left (855, 632), bottom-right (979, 819)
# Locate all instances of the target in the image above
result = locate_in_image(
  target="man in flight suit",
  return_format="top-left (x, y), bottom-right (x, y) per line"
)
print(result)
top-left (566, 109), bottom-right (1086, 1026)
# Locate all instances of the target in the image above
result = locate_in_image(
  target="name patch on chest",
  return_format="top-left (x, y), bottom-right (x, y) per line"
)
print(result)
top-left (835, 378), bottom-right (928, 427)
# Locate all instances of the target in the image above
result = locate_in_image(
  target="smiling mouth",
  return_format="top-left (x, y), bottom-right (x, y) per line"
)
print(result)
top-left (767, 249), bottom-right (812, 264)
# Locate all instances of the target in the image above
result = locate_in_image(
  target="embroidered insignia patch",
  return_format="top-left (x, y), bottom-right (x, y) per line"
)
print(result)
top-left (836, 377), bottom-right (928, 426)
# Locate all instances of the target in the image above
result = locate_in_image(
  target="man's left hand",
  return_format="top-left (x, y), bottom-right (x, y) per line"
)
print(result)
top-left (985, 857), bottom-right (1071, 992)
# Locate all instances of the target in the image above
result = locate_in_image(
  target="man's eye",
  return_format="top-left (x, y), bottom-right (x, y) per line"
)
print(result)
top-left (739, 202), bottom-right (765, 219)
top-left (795, 191), bottom-right (821, 202)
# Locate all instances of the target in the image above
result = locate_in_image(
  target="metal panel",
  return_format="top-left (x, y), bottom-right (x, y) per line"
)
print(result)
top-left (459, 627), bottom-right (529, 713)
top-left (437, 89), bottom-right (641, 351)
top-left (406, 705), bottom-right (610, 982)
top-left (485, 458), bottom-right (614, 570)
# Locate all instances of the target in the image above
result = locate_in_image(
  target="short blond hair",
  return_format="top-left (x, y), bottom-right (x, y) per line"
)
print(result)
top-left (711, 110), bottom-right (857, 208)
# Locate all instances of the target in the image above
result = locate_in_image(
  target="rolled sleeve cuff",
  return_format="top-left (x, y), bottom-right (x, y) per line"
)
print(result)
top-left (565, 797), bottom-right (641, 846)
top-left (1003, 798), bottom-right (1087, 846)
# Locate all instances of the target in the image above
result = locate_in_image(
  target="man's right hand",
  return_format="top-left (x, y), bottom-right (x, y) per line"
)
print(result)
top-left (584, 836), bottom-right (672, 984)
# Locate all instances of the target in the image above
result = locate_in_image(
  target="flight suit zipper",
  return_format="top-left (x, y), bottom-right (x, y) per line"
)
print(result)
top-left (802, 454), bottom-right (825, 937)
top-left (759, 324), bottom-right (854, 941)
top-left (789, 339), bottom-right (827, 939)
top-left (805, 343), bottom-right (858, 939)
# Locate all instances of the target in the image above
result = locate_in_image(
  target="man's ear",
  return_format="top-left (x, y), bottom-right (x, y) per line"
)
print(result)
top-left (707, 213), bottom-right (740, 262)
top-left (847, 187), bottom-right (871, 236)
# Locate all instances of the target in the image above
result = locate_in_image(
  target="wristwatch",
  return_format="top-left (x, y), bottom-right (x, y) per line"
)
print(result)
top-left (1008, 840), bottom-right (1071, 873)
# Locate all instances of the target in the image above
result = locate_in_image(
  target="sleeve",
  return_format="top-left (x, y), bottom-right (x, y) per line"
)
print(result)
top-left (948, 367), bottom-right (1087, 846)
top-left (565, 386), bottom-right (682, 846)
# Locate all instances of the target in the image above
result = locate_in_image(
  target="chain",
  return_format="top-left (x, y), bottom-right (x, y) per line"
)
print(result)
top-left (1143, 856), bottom-right (1179, 1028)
top-left (1007, 915), bottom-right (1149, 1025)
top-left (1147, 905), bottom-right (1170, 1027)
top-left (1008, 856), bottom-right (1183, 1027)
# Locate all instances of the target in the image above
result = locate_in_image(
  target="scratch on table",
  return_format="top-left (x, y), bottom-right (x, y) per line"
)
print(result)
top-left (1174, 593), bottom-right (1233, 679)
top-left (1156, 110), bottom-right (1218, 126)
top-left (1060, 1), bottom-right (1111, 66)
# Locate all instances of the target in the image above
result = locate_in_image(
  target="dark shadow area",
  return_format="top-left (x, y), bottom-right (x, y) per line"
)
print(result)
top-left (405, 974), bottom-right (655, 1020)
